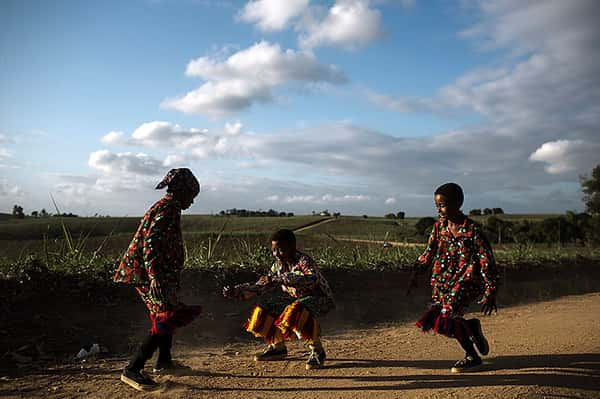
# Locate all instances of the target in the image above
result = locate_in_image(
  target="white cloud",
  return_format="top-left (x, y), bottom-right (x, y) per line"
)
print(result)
top-left (100, 131), bottom-right (124, 145)
top-left (321, 193), bottom-right (370, 202)
top-left (225, 121), bottom-right (243, 135)
top-left (163, 41), bottom-right (346, 117)
top-left (163, 153), bottom-right (187, 167)
top-left (385, 197), bottom-right (397, 205)
top-left (0, 180), bottom-right (24, 197)
top-left (238, 0), bottom-right (309, 31)
top-left (265, 194), bottom-right (279, 201)
top-left (0, 134), bottom-right (15, 144)
top-left (131, 121), bottom-right (209, 149)
top-left (0, 148), bottom-right (12, 161)
top-left (299, 0), bottom-right (383, 50)
top-left (529, 139), bottom-right (600, 175)
top-left (283, 195), bottom-right (317, 203)
top-left (88, 150), bottom-right (164, 175)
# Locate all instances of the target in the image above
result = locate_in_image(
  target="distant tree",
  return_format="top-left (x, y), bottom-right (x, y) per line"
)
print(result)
top-left (483, 208), bottom-right (493, 215)
top-left (40, 208), bottom-right (48, 217)
top-left (492, 208), bottom-right (504, 215)
top-left (12, 204), bottom-right (24, 219)
top-left (287, 212), bottom-right (294, 217)
top-left (362, 214), bottom-right (368, 219)
top-left (469, 209), bottom-right (482, 216)
top-left (581, 164), bottom-right (600, 215)
top-left (396, 211), bottom-right (405, 219)
top-left (31, 210), bottom-right (39, 218)
top-left (333, 212), bottom-right (341, 218)
top-left (385, 213), bottom-right (396, 219)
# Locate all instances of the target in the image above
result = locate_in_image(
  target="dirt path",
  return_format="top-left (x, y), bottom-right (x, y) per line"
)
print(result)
top-left (3, 293), bottom-right (599, 399)
top-left (293, 217), bottom-right (336, 233)
top-left (333, 237), bottom-right (422, 247)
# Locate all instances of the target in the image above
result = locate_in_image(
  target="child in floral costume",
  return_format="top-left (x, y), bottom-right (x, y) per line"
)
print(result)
top-left (224, 229), bottom-right (335, 370)
top-left (409, 183), bottom-right (498, 373)
top-left (113, 168), bottom-right (202, 390)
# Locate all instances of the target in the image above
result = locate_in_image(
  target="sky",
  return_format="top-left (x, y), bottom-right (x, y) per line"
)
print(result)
top-left (1, 0), bottom-right (599, 217)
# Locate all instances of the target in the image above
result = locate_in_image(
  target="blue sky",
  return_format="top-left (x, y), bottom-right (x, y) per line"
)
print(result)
top-left (1, 0), bottom-right (599, 216)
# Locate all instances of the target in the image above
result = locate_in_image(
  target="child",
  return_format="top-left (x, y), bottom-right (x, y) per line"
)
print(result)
top-left (113, 168), bottom-right (202, 390)
top-left (224, 229), bottom-right (335, 369)
top-left (408, 182), bottom-right (498, 373)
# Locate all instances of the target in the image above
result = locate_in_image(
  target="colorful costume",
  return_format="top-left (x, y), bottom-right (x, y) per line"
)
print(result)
top-left (114, 195), bottom-right (201, 335)
top-left (415, 216), bottom-right (498, 340)
top-left (245, 251), bottom-right (335, 345)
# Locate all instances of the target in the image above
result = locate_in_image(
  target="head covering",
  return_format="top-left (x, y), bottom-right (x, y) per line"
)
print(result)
top-left (156, 168), bottom-right (200, 197)
top-left (434, 182), bottom-right (464, 208)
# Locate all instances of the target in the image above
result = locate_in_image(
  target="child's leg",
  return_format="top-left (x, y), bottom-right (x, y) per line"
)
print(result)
top-left (466, 318), bottom-right (489, 355)
top-left (456, 336), bottom-right (480, 359)
top-left (157, 333), bottom-right (173, 364)
top-left (127, 334), bottom-right (161, 372)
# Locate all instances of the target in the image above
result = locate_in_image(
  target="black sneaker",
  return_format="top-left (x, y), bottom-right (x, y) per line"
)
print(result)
top-left (450, 355), bottom-right (482, 373)
top-left (254, 345), bottom-right (288, 361)
top-left (469, 319), bottom-right (490, 356)
top-left (152, 360), bottom-right (192, 374)
top-left (305, 349), bottom-right (326, 370)
top-left (120, 368), bottom-right (159, 391)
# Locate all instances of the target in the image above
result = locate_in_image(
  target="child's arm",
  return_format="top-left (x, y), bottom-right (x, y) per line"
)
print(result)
top-left (283, 256), bottom-right (318, 289)
top-left (143, 206), bottom-right (180, 300)
top-left (475, 229), bottom-right (499, 314)
top-left (406, 224), bottom-right (438, 295)
top-left (416, 223), bottom-right (439, 270)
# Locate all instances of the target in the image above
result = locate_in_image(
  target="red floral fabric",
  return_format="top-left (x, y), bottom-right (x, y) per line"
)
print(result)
top-left (113, 195), bottom-right (184, 287)
top-left (416, 216), bottom-right (498, 313)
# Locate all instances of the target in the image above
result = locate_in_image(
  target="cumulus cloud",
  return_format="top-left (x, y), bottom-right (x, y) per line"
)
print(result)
top-left (163, 41), bottom-right (346, 117)
top-left (385, 197), bottom-right (397, 205)
top-left (367, 1), bottom-right (600, 182)
top-left (100, 131), bottom-right (124, 145)
top-left (88, 150), bottom-right (164, 175)
top-left (238, 0), bottom-right (309, 31)
top-left (529, 139), bottom-right (600, 175)
top-left (299, 0), bottom-right (383, 50)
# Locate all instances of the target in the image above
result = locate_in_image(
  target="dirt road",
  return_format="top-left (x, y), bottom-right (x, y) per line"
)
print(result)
top-left (2, 292), bottom-right (599, 399)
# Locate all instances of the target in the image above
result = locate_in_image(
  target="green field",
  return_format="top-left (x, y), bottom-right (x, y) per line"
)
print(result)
top-left (1, 213), bottom-right (598, 274)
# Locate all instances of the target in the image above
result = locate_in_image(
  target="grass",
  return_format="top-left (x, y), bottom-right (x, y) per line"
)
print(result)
top-left (1, 213), bottom-right (598, 279)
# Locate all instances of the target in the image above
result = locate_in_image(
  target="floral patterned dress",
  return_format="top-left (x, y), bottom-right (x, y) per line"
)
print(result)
top-left (113, 195), bottom-right (201, 335)
top-left (415, 216), bottom-right (498, 338)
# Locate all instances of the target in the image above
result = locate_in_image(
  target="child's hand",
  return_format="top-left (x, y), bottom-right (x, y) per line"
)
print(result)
top-left (478, 294), bottom-right (498, 315)
top-left (256, 275), bottom-right (270, 286)
top-left (150, 278), bottom-right (166, 302)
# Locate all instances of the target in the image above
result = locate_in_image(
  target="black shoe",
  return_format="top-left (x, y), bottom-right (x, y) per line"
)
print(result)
top-left (120, 368), bottom-right (159, 391)
top-left (450, 355), bottom-right (482, 373)
top-left (254, 345), bottom-right (288, 361)
top-left (306, 349), bottom-right (326, 370)
top-left (152, 360), bottom-right (191, 374)
top-left (469, 319), bottom-right (489, 356)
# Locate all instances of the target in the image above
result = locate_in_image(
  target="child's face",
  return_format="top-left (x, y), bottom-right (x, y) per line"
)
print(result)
top-left (271, 240), bottom-right (295, 263)
top-left (434, 194), bottom-right (460, 222)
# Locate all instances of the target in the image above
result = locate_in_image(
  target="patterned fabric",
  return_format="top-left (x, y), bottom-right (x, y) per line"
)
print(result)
top-left (136, 283), bottom-right (202, 335)
top-left (113, 195), bottom-right (184, 287)
top-left (156, 168), bottom-right (200, 196)
top-left (244, 294), bottom-right (332, 344)
top-left (269, 251), bottom-right (335, 307)
top-left (416, 216), bottom-right (498, 314)
top-left (416, 303), bottom-right (474, 339)
top-left (113, 194), bottom-right (202, 335)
